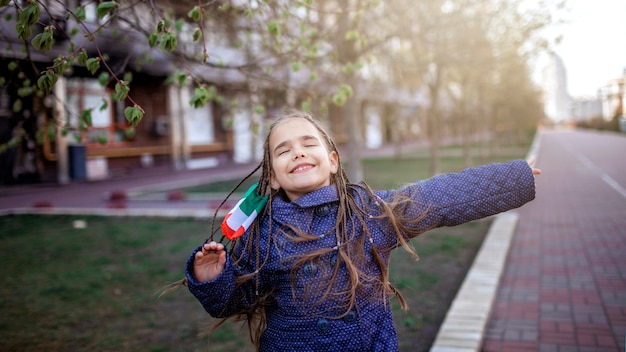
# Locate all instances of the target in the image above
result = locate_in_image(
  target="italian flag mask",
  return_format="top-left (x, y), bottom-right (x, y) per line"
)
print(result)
top-left (221, 183), bottom-right (269, 240)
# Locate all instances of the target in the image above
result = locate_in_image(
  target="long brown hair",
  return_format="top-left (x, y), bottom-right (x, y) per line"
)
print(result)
top-left (184, 109), bottom-right (429, 350)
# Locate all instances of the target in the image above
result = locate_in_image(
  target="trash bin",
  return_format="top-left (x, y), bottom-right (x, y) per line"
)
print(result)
top-left (68, 144), bottom-right (87, 180)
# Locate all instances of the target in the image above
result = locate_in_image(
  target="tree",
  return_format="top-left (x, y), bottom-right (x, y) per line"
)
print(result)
top-left (373, 0), bottom-right (565, 175)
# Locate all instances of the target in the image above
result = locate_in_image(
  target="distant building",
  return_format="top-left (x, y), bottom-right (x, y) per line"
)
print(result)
top-left (570, 95), bottom-right (602, 122)
top-left (541, 54), bottom-right (571, 123)
top-left (599, 72), bottom-right (625, 121)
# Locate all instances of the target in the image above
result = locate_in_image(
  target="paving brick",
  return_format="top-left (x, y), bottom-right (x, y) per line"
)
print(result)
top-left (484, 340), bottom-right (537, 351)
top-left (540, 331), bottom-right (576, 344)
top-left (596, 334), bottom-right (618, 348)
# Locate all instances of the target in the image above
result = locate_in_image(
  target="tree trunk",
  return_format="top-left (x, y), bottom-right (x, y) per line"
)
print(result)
top-left (345, 95), bottom-right (363, 182)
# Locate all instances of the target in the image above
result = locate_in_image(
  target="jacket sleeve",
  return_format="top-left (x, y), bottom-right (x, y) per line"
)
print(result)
top-left (378, 159), bottom-right (536, 236)
top-left (185, 245), bottom-right (257, 318)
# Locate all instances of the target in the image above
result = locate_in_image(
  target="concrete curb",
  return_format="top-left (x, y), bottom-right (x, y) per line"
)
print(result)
top-left (430, 212), bottom-right (519, 351)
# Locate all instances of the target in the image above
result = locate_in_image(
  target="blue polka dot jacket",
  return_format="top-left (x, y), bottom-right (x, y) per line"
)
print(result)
top-left (186, 160), bottom-right (536, 351)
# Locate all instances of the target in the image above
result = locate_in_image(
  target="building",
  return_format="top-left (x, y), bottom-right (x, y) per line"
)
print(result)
top-left (570, 95), bottom-right (603, 122)
top-left (599, 72), bottom-right (625, 121)
top-left (541, 54), bottom-right (571, 123)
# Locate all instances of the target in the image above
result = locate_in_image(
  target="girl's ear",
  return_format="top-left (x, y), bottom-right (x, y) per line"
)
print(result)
top-left (329, 151), bottom-right (339, 174)
top-left (270, 171), bottom-right (280, 190)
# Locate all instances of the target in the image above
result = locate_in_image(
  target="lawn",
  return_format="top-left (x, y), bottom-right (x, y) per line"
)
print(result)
top-left (0, 143), bottom-right (531, 351)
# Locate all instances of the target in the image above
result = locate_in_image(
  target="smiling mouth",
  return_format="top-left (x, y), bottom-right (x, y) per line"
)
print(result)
top-left (291, 164), bottom-right (314, 173)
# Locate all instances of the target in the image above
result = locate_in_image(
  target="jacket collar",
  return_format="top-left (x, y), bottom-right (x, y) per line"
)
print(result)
top-left (274, 184), bottom-right (338, 208)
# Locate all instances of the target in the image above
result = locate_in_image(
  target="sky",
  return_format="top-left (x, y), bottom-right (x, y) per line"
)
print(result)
top-left (553, 0), bottom-right (626, 97)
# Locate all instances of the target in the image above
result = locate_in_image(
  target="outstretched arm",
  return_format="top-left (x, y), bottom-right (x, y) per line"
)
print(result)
top-left (378, 159), bottom-right (538, 237)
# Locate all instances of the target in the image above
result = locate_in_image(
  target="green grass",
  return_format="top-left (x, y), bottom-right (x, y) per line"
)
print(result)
top-left (0, 141), bottom-right (531, 351)
top-left (0, 215), bottom-right (219, 352)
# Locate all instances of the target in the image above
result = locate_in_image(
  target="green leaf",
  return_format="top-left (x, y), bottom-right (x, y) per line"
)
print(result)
top-left (7, 137), bottom-right (19, 148)
top-left (148, 32), bottom-right (158, 48)
top-left (99, 99), bottom-right (108, 111)
top-left (157, 21), bottom-right (166, 33)
top-left (47, 123), bottom-right (56, 140)
top-left (291, 61), bottom-right (302, 72)
top-left (124, 105), bottom-right (144, 126)
top-left (189, 86), bottom-right (209, 108)
top-left (53, 56), bottom-right (71, 74)
top-left (159, 32), bottom-right (177, 52)
top-left (187, 6), bottom-right (202, 22)
top-left (7, 61), bottom-right (18, 71)
top-left (332, 93), bottom-right (346, 106)
top-left (254, 105), bottom-right (265, 115)
top-left (31, 26), bottom-right (55, 51)
top-left (174, 20), bottom-right (184, 32)
top-left (96, 1), bottom-right (118, 20)
top-left (339, 84), bottom-right (353, 98)
top-left (86, 57), bottom-right (100, 74)
top-left (15, 2), bottom-right (40, 40)
top-left (345, 30), bottom-right (359, 41)
top-left (17, 86), bottom-right (35, 97)
top-left (77, 49), bottom-right (88, 65)
top-left (192, 28), bottom-right (202, 42)
top-left (97, 134), bottom-right (108, 145)
top-left (74, 6), bottom-right (86, 21)
top-left (19, 2), bottom-right (40, 26)
top-left (37, 70), bottom-right (58, 95)
top-left (175, 72), bottom-right (187, 86)
top-left (111, 81), bottom-right (129, 101)
top-left (97, 72), bottom-right (110, 86)
top-left (15, 22), bottom-right (31, 40)
top-left (12, 99), bottom-right (22, 113)
top-left (124, 127), bottom-right (135, 139)
top-left (207, 85), bottom-right (217, 100)
top-left (267, 21), bottom-right (280, 37)
top-left (81, 108), bottom-right (93, 127)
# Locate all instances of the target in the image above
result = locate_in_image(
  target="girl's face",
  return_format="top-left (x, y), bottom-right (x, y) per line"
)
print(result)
top-left (269, 118), bottom-right (339, 201)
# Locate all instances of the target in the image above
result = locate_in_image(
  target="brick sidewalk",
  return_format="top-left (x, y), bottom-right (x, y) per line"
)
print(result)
top-left (483, 129), bottom-right (626, 351)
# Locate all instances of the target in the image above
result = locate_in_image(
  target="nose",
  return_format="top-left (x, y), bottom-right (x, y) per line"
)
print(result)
top-left (292, 146), bottom-right (306, 159)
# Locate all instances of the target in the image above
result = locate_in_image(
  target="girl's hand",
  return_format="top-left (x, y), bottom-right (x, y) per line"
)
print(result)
top-left (527, 156), bottom-right (542, 179)
top-left (193, 241), bottom-right (226, 282)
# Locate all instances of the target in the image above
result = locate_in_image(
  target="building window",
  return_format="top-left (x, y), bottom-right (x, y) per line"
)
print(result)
top-left (66, 78), bottom-right (130, 146)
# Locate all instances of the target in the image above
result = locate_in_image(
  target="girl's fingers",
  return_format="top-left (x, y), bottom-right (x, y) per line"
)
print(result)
top-left (526, 156), bottom-right (541, 175)
top-left (202, 241), bottom-right (224, 252)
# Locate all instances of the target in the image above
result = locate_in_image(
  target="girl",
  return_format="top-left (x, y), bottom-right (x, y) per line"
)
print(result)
top-left (185, 109), bottom-right (540, 351)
